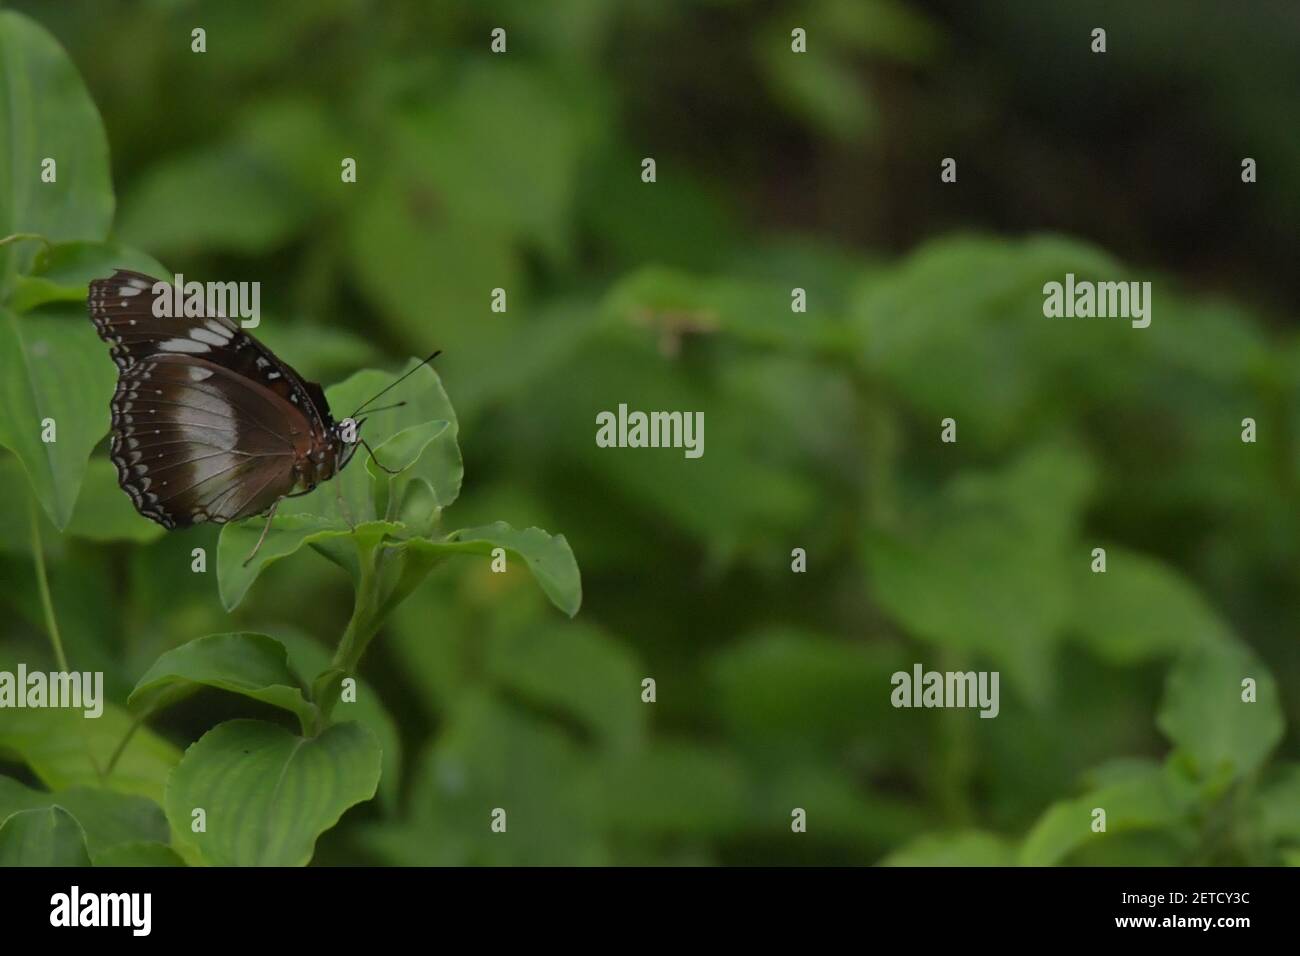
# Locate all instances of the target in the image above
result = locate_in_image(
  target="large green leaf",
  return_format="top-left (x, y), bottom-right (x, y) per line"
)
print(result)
top-left (0, 702), bottom-right (180, 805)
top-left (0, 11), bottom-right (114, 286)
top-left (865, 441), bottom-right (1093, 700)
top-left (0, 805), bottom-right (92, 866)
top-left (6, 240), bottom-right (167, 312)
top-left (129, 632), bottom-right (317, 734)
top-left (1067, 545), bottom-right (1229, 664)
top-left (0, 306), bottom-right (118, 528)
top-left (0, 776), bottom-right (168, 860)
top-left (1019, 761), bottom-right (1198, 866)
top-left (410, 522), bottom-right (582, 618)
top-left (1157, 640), bottom-right (1283, 781)
top-left (165, 718), bottom-right (381, 866)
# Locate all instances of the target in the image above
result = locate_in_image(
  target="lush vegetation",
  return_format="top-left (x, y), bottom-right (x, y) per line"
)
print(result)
top-left (1, 1), bottom-right (1297, 866)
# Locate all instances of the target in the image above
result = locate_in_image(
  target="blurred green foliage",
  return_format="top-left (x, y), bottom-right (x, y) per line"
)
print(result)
top-left (1, 0), bottom-right (1298, 866)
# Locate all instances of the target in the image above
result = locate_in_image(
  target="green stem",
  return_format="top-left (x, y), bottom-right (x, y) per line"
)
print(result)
top-left (104, 710), bottom-right (147, 777)
top-left (316, 543), bottom-right (384, 723)
top-left (0, 232), bottom-right (51, 252)
top-left (28, 496), bottom-right (68, 672)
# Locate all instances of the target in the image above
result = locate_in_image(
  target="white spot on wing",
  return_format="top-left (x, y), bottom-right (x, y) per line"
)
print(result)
top-left (160, 338), bottom-right (209, 354)
top-left (190, 328), bottom-right (229, 347)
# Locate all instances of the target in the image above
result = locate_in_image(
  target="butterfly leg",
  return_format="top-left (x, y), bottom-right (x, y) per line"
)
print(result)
top-left (242, 498), bottom-right (280, 567)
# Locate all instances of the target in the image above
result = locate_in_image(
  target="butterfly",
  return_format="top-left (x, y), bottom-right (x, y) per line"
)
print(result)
top-left (87, 269), bottom-right (436, 562)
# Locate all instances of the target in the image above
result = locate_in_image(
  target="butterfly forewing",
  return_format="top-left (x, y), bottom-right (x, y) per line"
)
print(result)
top-left (89, 270), bottom-right (343, 530)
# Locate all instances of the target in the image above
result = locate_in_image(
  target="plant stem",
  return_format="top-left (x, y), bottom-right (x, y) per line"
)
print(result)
top-left (0, 232), bottom-right (51, 252)
top-left (28, 496), bottom-right (69, 672)
top-left (104, 710), bottom-right (147, 777)
top-left (317, 542), bottom-right (384, 722)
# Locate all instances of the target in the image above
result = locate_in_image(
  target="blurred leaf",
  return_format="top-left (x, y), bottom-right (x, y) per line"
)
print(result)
top-left (92, 841), bottom-right (185, 866)
top-left (486, 618), bottom-right (642, 752)
top-left (128, 632), bottom-right (317, 734)
top-left (711, 628), bottom-right (903, 755)
top-left (0, 776), bottom-right (167, 858)
top-left (1250, 765), bottom-right (1300, 850)
top-left (1067, 546), bottom-right (1229, 664)
top-left (393, 693), bottom-right (604, 865)
top-left (866, 441), bottom-right (1094, 700)
top-left (603, 265), bottom-right (851, 353)
top-left (64, 457), bottom-right (166, 543)
top-left (116, 98), bottom-right (342, 256)
top-left (757, 33), bottom-right (877, 141)
top-left (0, 805), bottom-right (91, 866)
top-left (1019, 761), bottom-right (1198, 865)
top-left (166, 718), bottom-right (380, 866)
top-left (0, 306), bottom-right (117, 528)
top-left (882, 830), bottom-right (1015, 866)
top-left (0, 11), bottom-right (113, 285)
top-left (1157, 640), bottom-right (1283, 781)
top-left (6, 240), bottom-right (167, 312)
top-left (0, 702), bottom-right (180, 804)
top-left (596, 742), bottom-right (747, 838)
top-left (851, 235), bottom-right (1130, 448)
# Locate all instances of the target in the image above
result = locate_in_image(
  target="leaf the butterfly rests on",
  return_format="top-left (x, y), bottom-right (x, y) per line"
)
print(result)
top-left (87, 269), bottom-right (351, 530)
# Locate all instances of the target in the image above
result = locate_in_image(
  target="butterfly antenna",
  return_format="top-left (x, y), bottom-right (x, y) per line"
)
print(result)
top-left (350, 350), bottom-right (442, 418)
top-left (356, 400), bottom-right (406, 415)
top-left (361, 437), bottom-right (401, 475)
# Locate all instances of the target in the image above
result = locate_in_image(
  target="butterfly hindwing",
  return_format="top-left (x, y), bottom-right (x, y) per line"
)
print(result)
top-left (108, 354), bottom-right (304, 529)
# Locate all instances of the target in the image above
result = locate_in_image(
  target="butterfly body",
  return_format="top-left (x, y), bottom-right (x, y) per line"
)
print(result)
top-left (88, 270), bottom-right (358, 530)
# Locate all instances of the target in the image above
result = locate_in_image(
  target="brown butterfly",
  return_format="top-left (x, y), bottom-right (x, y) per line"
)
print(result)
top-left (87, 269), bottom-right (435, 561)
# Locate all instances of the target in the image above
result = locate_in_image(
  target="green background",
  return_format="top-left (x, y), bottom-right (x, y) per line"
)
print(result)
top-left (1, 0), bottom-right (1298, 866)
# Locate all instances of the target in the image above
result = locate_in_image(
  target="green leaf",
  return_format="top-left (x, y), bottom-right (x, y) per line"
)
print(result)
top-left (217, 358), bottom-right (459, 609)
top-left (0, 306), bottom-right (118, 528)
top-left (366, 419), bottom-right (453, 525)
top-left (710, 628), bottom-right (908, 756)
top-left (0, 702), bottom-right (180, 805)
top-left (116, 98), bottom-right (342, 257)
top-left (92, 841), bottom-right (185, 867)
top-left (0, 777), bottom-right (168, 858)
top-left (595, 743), bottom-right (748, 838)
top-left (1157, 640), bottom-right (1283, 781)
top-left (6, 241), bottom-right (167, 313)
top-left (1067, 545), bottom-right (1229, 664)
top-left (1019, 762), bottom-right (1198, 865)
top-left (128, 632), bottom-right (317, 734)
top-left (1250, 765), bottom-right (1300, 849)
top-left (0, 11), bottom-right (114, 287)
top-left (64, 457), bottom-right (166, 543)
top-left (882, 831), bottom-right (1016, 866)
top-left (165, 719), bottom-right (381, 866)
top-left (865, 442), bottom-right (1093, 700)
top-left (485, 619), bottom-right (643, 753)
top-left (0, 805), bottom-right (92, 866)
top-left (412, 521), bottom-right (582, 617)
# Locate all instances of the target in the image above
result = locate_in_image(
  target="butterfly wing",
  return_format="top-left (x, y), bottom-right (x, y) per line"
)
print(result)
top-left (89, 269), bottom-right (335, 433)
top-left (108, 354), bottom-right (306, 529)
